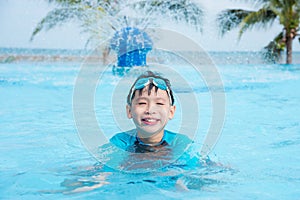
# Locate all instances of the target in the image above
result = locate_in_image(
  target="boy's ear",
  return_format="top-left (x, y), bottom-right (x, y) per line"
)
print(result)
top-left (168, 105), bottom-right (176, 120)
top-left (126, 104), bottom-right (132, 119)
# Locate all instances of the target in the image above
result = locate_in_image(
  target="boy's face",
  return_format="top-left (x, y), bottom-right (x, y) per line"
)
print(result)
top-left (126, 86), bottom-right (176, 138)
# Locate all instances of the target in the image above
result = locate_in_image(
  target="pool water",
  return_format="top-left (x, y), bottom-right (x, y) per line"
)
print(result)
top-left (1, 60), bottom-right (300, 199)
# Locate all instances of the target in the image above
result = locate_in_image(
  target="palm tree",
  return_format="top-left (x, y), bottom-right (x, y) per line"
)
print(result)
top-left (217, 0), bottom-right (300, 64)
top-left (31, 0), bottom-right (204, 48)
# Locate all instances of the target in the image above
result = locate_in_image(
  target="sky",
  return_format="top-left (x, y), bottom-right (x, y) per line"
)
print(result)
top-left (0, 0), bottom-right (299, 51)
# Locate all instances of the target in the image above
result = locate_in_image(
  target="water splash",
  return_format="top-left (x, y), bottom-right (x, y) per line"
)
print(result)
top-left (110, 26), bottom-right (153, 67)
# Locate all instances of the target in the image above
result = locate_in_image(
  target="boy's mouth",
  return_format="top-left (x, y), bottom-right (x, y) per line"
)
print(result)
top-left (141, 117), bottom-right (159, 125)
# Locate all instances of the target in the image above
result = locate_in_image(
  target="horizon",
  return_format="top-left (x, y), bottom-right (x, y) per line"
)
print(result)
top-left (1, 46), bottom-right (300, 53)
top-left (2, 47), bottom-right (300, 65)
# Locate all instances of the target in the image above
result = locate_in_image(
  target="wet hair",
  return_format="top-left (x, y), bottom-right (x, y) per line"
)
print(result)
top-left (127, 71), bottom-right (174, 105)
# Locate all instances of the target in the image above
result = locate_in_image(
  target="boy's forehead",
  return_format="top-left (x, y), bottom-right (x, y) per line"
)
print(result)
top-left (134, 86), bottom-right (169, 98)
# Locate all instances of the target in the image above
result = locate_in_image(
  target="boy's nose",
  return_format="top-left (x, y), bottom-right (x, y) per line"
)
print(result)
top-left (145, 103), bottom-right (156, 114)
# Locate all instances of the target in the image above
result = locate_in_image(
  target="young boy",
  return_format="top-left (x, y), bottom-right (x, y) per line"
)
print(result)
top-left (110, 71), bottom-right (193, 157)
top-left (58, 71), bottom-right (214, 193)
top-left (58, 71), bottom-right (215, 193)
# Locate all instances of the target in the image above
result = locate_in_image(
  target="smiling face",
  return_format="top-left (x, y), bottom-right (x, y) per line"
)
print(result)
top-left (126, 86), bottom-right (176, 144)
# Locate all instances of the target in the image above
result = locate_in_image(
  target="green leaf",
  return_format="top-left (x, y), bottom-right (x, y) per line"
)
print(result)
top-left (216, 9), bottom-right (252, 36)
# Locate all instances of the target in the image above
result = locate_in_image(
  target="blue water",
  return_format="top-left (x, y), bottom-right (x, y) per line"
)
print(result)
top-left (1, 57), bottom-right (300, 199)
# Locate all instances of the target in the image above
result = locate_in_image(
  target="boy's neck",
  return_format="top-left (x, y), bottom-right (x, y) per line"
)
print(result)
top-left (137, 130), bottom-right (164, 145)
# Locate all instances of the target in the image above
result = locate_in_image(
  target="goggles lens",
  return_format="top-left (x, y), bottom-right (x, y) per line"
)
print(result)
top-left (129, 77), bottom-right (172, 105)
top-left (135, 78), bottom-right (168, 90)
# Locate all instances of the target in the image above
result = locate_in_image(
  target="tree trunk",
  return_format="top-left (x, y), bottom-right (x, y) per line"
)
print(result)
top-left (286, 35), bottom-right (293, 64)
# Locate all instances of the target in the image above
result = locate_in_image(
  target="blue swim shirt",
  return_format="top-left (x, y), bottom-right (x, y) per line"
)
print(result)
top-left (109, 129), bottom-right (202, 169)
top-left (110, 129), bottom-right (190, 150)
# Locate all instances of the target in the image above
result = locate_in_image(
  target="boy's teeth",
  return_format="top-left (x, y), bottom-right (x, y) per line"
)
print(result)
top-left (145, 118), bottom-right (155, 122)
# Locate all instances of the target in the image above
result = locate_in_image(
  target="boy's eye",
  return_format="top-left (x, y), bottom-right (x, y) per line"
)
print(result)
top-left (157, 102), bottom-right (165, 105)
top-left (138, 102), bottom-right (147, 105)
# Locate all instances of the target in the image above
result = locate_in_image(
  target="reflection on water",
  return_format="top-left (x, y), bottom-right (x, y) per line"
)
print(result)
top-left (47, 160), bottom-right (234, 195)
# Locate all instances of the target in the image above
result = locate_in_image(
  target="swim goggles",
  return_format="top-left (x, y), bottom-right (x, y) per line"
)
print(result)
top-left (128, 77), bottom-right (173, 105)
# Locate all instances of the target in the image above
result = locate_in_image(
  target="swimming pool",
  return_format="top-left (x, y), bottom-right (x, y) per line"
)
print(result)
top-left (1, 58), bottom-right (300, 199)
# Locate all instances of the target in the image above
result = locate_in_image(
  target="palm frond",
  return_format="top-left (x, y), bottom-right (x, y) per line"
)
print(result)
top-left (239, 8), bottom-right (277, 38)
top-left (131, 0), bottom-right (204, 31)
top-left (262, 31), bottom-right (285, 63)
top-left (47, 0), bottom-right (86, 6)
top-left (30, 7), bottom-right (87, 41)
top-left (217, 9), bottom-right (252, 36)
top-left (30, 4), bottom-right (107, 41)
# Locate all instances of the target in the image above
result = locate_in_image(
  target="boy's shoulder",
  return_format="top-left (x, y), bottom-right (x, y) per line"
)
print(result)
top-left (164, 130), bottom-right (192, 145)
top-left (109, 129), bottom-right (136, 149)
